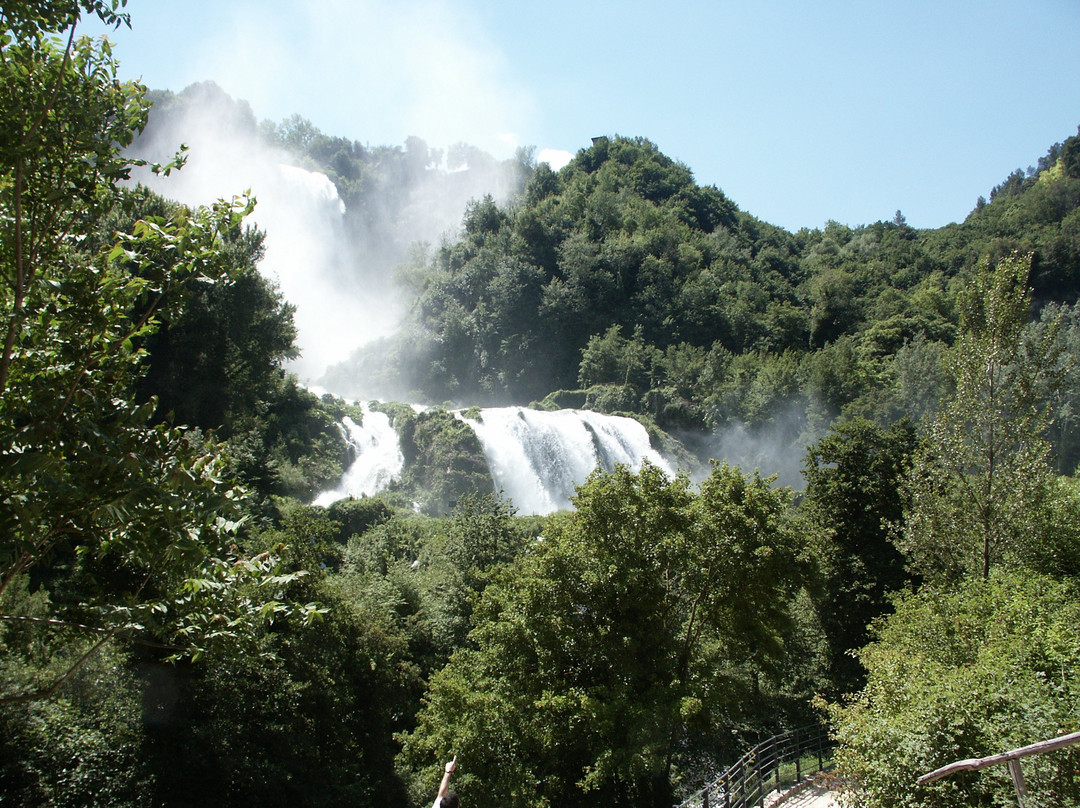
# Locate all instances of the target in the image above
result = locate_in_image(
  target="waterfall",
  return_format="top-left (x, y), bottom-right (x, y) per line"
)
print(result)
top-left (314, 406), bottom-right (673, 515)
top-left (128, 106), bottom-right (403, 385)
top-left (458, 407), bottom-right (673, 515)
top-left (312, 409), bottom-right (404, 507)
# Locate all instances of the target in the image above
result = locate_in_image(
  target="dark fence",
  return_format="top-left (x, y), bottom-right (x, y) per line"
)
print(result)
top-left (675, 724), bottom-right (834, 808)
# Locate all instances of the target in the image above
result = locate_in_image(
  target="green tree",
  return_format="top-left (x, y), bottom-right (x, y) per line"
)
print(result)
top-left (0, 641), bottom-right (150, 806)
top-left (578, 323), bottom-right (656, 392)
top-left (806, 266), bottom-right (860, 348)
top-left (126, 196), bottom-right (298, 433)
top-left (421, 493), bottom-right (535, 659)
top-left (399, 462), bottom-right (805, 808)
top-left (1036, 302), bottom-right (1080, 473)
top-left (830, 570), bottom-right (1080, 808)
top-left (802, 418), bottom-right (916, 695)
top-left (136, 573), bottom-right (414, 808)
top-left (0, 0), bottom-right (317, 703)
top-left (899, 253), bottom-right (1063, 582)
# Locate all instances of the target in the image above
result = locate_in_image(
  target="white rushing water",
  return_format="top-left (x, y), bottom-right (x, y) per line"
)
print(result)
top-left (460, 407), bottom-right (672, 515)
top-left (314, 406), bottom-right (673, 515)
top-left (312, 409), bottom-right (405, 507)
top-left (130, 115), bottom-right (402, 384)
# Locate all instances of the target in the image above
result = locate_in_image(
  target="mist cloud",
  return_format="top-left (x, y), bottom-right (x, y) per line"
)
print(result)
top-left (538, 148), bottom-right (574, 169)
top-left (115, 0), bottom-right (557, 386)
top-left (128, 80), bottom-right (532, 387)
top-left (183, 0), bottom-right (538, 161)
top-left (688, 402), bottom-right (824, 492)
top-left (129, 108), bottom-right (391, 382)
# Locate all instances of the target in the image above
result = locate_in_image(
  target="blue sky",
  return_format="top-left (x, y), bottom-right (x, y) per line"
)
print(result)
top-left (87, 0), bottom-right (1080, 232)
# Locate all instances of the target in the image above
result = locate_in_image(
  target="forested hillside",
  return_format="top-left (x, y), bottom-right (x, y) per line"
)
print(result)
top-left (3, 4), bottom-right (1080, 808)
top-left (321, 128), bottom-right (1080, 474)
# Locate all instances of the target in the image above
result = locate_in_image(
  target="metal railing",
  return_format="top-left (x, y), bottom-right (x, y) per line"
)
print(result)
top-left (918, 729), bottom-right (1080, 808)
top-left (676, 724), bottom-right (833, 808)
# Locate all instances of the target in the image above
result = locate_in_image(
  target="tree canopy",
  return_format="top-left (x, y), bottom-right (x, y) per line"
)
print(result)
top-left (400, 462), bottom-right (807, 808)
top-left (0, 0), bottom-right (318, 705)
top-left (3, 4), bottom-right (1080, 806)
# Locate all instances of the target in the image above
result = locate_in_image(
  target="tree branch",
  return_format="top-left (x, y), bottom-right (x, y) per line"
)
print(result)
top-left (0, 634), bottom-right (110, 705)
top-left (21, 21), bottom-right (79, 151)
top-left (0, 613), bottom-right (185, 652)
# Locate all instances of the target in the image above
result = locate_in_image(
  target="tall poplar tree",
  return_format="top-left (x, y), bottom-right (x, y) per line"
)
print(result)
top-left (899, 252), bottom-right (1062, 582)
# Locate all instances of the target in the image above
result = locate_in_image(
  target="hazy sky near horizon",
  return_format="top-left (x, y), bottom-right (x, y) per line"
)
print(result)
top-left (87, 0), bottom-right (1079, 232)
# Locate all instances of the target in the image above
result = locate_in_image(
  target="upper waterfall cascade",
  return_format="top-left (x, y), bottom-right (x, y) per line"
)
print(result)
top-left (314, 406), bottom-right (673, 515)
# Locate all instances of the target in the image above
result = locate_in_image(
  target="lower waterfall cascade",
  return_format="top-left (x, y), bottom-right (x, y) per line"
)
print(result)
top-left (312, 408), bottom-right (405, 507)
top-left (458, 407), bottom-right (673, 515)
top-left (313, 406), bottom-right (674, 516)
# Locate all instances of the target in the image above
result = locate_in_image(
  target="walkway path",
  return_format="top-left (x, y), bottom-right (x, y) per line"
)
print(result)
top-left (777, 782), bottom-right (839, 807)
top-left (763, 777), bottom-right (840, 808)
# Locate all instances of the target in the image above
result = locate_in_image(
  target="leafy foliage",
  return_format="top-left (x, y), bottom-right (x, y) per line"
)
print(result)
top-left (899, 254), bottom-right (1062, 582)
top-left (830, 571), bottom-right (1080, 808)
top-left (326, 128), bottom-right (1080, 480)
top-left (0, 0), bottom-right (317, 704)
top-left (4, 5), bottom-right (1080, 805)
top-left (400, 463), bottom-right (808, 808)
top-left (0, 643), bottom-right (150, 807)
top-left (802, 418), bottom-right (917, 695)
top-left (828, 252), bottom-right (1080, 807)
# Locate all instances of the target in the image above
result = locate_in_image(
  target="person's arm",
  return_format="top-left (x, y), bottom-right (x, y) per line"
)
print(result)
top-left (437, 756), bottom-right (456, 801)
